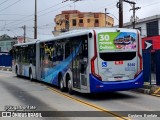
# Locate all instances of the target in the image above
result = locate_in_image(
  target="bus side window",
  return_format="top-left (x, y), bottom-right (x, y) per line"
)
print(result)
top-left (65, 41), bottom-right (72, 59)
top-left (29, 45), bottom-right (36, 65)
top-left (57, 45), bottom-right (63, 61)
top-left (82, 39), bottom-right (88, 57)
top-left (52, 46), bottom-right (56, 62)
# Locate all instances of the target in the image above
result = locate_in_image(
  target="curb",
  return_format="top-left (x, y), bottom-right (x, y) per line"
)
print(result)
top-left (132, 85), bottom-right (160, 96)
top-left (0, 67), bottom-right (12, 71)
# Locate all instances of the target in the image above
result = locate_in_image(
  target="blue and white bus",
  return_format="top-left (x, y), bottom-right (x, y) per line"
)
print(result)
top-left (12, 28), bottom-right (143, 94)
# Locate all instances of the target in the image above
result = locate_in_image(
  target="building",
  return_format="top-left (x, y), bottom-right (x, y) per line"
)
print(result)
top-left (54, 10), bottom-right (114, 32)
top-left (0, 34), bottom-right (17, 53)
top-left (123, 15), bottom-right (160, 85)
top-left (123, 15), bottom-right (160, 38)
top-left (17, 36), bottom-right (35, 43)
top-left (123, 14), bottom-right (160, 50)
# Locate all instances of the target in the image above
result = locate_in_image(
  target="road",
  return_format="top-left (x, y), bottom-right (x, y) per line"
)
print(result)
top-left (0, 70), bottom-right (159, 120)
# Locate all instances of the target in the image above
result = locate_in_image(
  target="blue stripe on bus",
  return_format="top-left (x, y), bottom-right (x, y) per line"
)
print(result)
top-left (42, 42), bottom-right (82, 85)
top-left (89, 72), bottom-right (143, 93)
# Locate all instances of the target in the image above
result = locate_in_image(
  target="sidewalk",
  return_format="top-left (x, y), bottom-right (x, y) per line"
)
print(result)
top-left (132, 82), bottom-right (160, 97)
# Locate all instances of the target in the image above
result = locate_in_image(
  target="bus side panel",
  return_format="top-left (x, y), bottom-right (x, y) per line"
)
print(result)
top-left (40, 42), bottom-right (81, 86)
top-left (12, 63), bottom-right (16, 74)
top-left (89, 72), bottom-right (143, 93)
top-left (21, 65), bottom-right (30, 77)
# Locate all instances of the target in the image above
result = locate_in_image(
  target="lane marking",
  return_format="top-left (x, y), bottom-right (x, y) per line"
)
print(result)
top-left (154, 88), bottom-right (160, 94)
top-left (151, 88), bottom-right (160, 97)
top-left (48, 87), bottom-right (130, 120)
top-left (152, 94), bottom-right (160, 97)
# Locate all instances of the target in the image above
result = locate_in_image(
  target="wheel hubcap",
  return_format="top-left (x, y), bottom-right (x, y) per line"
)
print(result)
top-left (30, 73), bottom-right (32, 79)
top-left (60, 79), bottom-right (63, 88)
top-left (68, 80), bottom-right (71, 90)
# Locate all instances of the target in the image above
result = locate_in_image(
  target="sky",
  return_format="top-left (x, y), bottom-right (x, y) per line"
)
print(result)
top-left (0, 0), bottom-right (160, 38)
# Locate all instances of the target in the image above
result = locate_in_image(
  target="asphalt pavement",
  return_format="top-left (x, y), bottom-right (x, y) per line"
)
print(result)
top-left (0, 67), bottom-right (159, 96)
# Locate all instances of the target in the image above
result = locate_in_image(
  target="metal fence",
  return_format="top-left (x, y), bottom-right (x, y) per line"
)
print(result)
top-left (142, 50), bottom-right (160, 85)
top-left (0, 54), bottom-right (12, 67)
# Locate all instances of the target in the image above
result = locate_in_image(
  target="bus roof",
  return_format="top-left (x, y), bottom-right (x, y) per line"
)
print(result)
top-left (14, 27), bottom-right (138, 46)
top-left (38, 29), bottom-right (91, 43)
top-left (14, 40), bottom-right (37, 47)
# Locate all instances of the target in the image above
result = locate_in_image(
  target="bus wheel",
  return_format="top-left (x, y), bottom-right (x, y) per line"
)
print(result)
top-left (16, 67), bottom-right (18, 77)
top-left (67, 79), bottom-right (73, 94)
top-left (29, 70), bottom-right (33, 81)
top-left (60, 77), bottom-right (65, 92)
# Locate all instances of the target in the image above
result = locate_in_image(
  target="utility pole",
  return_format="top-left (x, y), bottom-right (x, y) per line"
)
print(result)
top-left (123, 0), bottom-right (140, 29)
top-left (132, 3), bottom-right (136, 29)
top-left (105, 8), bottom-right (107, 27)
top-left (34, 0), bottom-right (37, 39)
top-left (117, 0), bottom-right (140, 28)
top-left (130, 4), bottom-right (141, 29)
top-left (22, 25), bottom-right (26, 43)
top-left (117, 0), bottom-right (123, 28)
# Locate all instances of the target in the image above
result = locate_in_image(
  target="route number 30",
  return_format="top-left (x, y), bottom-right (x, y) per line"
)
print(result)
top-left (99, 34), bottom-right (110, 41)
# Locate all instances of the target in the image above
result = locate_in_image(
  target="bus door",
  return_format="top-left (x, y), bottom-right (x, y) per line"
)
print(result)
top-left (72, 41), bottom-right (81, 89)
top-left (72, 38), bottom-right (88, 90)
top-left (79, 39), bottom-right (88, 90)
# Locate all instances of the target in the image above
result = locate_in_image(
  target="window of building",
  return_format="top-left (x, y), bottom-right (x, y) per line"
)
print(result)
top-left (87, 19), bottom-right (90, 23)
top-left (79, 19), bottom-right (83, 23)
top-left (72, 19), bottom-right (76, 26)
top-left (65, 15), bottom-right (69, 20)
top-left (94, 13), bottom-right (99, 18)
top-left (147, 21), bottom-right (159, 37)
top-left (95, 19), bottom-right (99, 23)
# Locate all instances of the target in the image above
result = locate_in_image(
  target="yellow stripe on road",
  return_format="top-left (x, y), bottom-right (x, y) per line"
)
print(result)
top-left (48, 87), bottom-right (130, 120)
top-left (152, 88), bottom-right (160, 97)
top-left (152, 94), bottom-right (160, 97)
top-left (154, 88), bottom-right (160, 94)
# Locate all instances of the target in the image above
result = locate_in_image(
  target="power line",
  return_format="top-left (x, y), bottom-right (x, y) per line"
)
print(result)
top-left (2, 2), bottom-right (73, 37)
top-left (4, 1), bottom-right (63, 27)
top-left (0, 0), bottom-right (22, 12)
top-left (0, 0), bottom-right (9, 6)
top-left (38, 2), bottom-right (63, 13)
top-left (10, 2), bottom-right (74, 27)
top-left (38, 2), bottom-right (74, 17)
top-left (0, 14), bottom-right (32, 16)
top-left (0, 20), bottom-right (26, 21)
top-left (113, 0), bottom-right (160, 16)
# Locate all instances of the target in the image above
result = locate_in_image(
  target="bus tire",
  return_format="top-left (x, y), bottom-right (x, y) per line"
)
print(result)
top-left (67, 79), bottom-right (73, 95)
top-left (59, 76), bottom-right (65, 92)
top-left (16, 67), bottom-right (19, 77)
top-left (29, 69), bottom-right (33, 81)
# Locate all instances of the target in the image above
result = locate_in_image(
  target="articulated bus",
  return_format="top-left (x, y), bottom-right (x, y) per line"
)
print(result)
top-left (12, 28), bottom-right (143, 94)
